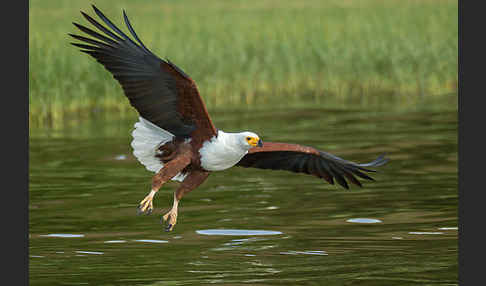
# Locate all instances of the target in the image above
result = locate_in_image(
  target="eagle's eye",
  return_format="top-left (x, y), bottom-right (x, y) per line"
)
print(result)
top-left (246, 137), bottom-right (252, 141)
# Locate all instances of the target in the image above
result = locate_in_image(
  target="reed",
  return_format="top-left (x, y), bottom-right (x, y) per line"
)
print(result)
top-left (29, 0), bottom-right (458, 126)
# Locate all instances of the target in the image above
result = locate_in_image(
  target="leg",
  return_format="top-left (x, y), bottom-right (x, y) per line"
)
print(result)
top-left (137, 154), bottom-right (191, 215)
top-left (162, 170), bottom-right (210, 231)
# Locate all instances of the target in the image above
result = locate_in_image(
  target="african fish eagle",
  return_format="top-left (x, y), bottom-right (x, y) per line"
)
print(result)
top-left (70, 5), bottom-right (389, 231)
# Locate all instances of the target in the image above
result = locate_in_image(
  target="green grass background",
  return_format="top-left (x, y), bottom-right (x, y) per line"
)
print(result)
top-left (29, 0), bottom-right (458, 127)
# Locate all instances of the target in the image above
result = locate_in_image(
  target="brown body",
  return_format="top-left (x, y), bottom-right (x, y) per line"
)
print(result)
top-left (152, 139), bottom-right (209, 196)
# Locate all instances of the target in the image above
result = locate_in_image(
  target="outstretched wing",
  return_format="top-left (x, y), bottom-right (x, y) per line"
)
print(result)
top-left (69, 5), bottom-right (217, 141)
top-left (236, 142), bottom-right (388, 189)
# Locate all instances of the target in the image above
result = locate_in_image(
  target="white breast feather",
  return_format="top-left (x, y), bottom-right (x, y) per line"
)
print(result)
top-left (199, 131), bottom-right (248, 171)
top-left (130, 117), bottom-right (187, 182)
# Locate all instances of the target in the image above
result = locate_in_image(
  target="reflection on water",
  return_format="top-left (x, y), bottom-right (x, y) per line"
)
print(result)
top-left (196, 229), bottom-right (283, 236)
top-left (39, 234), bottom-right (85, 238)
top-left (75, 251), bottom-right (104, 255)
top-left (280, 250), bottom-right (328, 256)
top-left (346, 218), bottom-right (382, 223)
top-left (133, 239), bottom-right (169, 243)
top-left (408, 232), bottom-right (444, 235)
top-left (104, 240), bottom-right (127, 243)
top-left (438, 227), bottom-right (458, 230)
top-left (29, 106), bottom-right (457, 285)
top-left (114, 154), bottom-right (127, 160)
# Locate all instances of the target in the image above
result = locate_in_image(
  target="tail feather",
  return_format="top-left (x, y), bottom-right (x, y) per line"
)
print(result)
top-left (130, 117), bottom-right (188, 182)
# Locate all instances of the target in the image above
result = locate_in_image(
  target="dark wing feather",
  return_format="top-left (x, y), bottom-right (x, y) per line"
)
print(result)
top-left (236, 142), bottom-right (388, 189)
top-left (69, 5), bottom-right (217, 141)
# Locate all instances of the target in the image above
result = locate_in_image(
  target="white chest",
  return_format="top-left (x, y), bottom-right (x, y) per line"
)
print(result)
top-left (199, 131), bottom-right (248, 171)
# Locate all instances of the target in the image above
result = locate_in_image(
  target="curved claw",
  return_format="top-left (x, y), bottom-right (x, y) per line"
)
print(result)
top-left (137, 202), bottom-right (153, 215)
top-left (165, 224), bottom-right (173, 232)
top-left (161, 210), bottom-right (177, 232)
top-left (137, 190), bottom-right (155, 215)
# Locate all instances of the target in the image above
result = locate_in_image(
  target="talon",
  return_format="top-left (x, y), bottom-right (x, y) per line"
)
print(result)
top-left (165, 224), bottom-right (173, 232)
top-left (137, 204), bottom-right (146, 215)
top-left (137, 190), bottom-right (156, 215)
top-left (161, 208), bottom-right (178, 232)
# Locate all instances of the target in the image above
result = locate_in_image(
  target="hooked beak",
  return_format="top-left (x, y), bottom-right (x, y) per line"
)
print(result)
top-left (257, 139), bottom-right (263, 147)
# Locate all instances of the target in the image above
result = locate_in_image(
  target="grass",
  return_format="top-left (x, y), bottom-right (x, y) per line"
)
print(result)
top-left (29, 0), bottom-right (458, 126)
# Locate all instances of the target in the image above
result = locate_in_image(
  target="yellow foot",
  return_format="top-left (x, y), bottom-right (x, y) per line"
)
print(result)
top-left (137, 190), bottom-right (156, 215)
top-left (161, 208), bottom-right (178, 232)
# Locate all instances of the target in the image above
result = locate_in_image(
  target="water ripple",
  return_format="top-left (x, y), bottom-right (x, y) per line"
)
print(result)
top-left (196, 229), bottom-right (283, 236)
top-left (280, 250), bottom-right (328, 256)
top-left (133, 239), bottom-right (169, 243)
top-left (75, 251), bottom-right (104, 255)
top-left (408, 232), bottom-right (444, 235)
top-left (40, 234), bottom-right (85, 238)
top-left (104, 240), bottom-right (127, 243)
top-left (346, 218), bottom-right (382, 224)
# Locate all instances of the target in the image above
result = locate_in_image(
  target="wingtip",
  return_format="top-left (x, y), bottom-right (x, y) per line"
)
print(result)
top-left (354, 180), bottom-right (363, 188)
top-left (373, 153), bottom-right (390, 167)
top-left (80, 11), bottom-right (94, 22)
top-left (340, 179), bottom-right (349, 189)
top-left (358, 153), bottom-right (389, 169)
top-left (70, 41), bottom-right (89, 50)
top-left (72, 22), bottom-right (83, 29)
top-left (91, 4), bottom-right (106, 19)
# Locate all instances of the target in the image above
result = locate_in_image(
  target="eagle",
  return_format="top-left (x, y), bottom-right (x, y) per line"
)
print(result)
top-left (70, 5), bottom-right (388, 231)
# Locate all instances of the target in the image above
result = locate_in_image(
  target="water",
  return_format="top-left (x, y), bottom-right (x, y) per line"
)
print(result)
top-left (196, 230), bottom-right (283, 236)
top-left (346, 218), bottom-right (383, 224)
top-left (29, 105), bottom-right (458, 285)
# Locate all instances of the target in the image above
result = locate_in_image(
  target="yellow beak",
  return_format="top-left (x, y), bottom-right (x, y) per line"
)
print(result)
top-left (249, 138), bottom-right (263, 147)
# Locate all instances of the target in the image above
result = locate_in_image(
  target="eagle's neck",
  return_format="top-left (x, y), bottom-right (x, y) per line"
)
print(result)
top-left (199, 130), bottom-right (249, 171)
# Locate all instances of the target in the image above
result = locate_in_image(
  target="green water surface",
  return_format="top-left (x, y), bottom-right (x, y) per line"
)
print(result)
top-left (29, 104), bottom-right (458, 285)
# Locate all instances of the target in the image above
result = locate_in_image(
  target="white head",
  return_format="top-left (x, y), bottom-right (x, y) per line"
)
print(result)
top-left (234, 131), bottom-right (263, 150)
